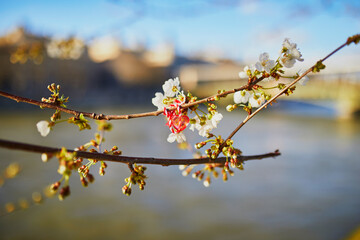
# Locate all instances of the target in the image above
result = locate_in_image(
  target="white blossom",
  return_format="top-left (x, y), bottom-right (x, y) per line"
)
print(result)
top-left (167, 132), bottom-right (186, 143)
top-left (297, 69), bottom-right (310, 86)
top-left (189, 116), bottom-right (211, 137)
top-left (255, 52), bottom-right (275, 73)
top-left (234, 90), bottom-right (250, 104)
top-left (190, 113), bottom-right (223, 137)
top-left (238, 64), bottom-right (258, 78)
top-left (238, 66), bottom-right (249, 78)
top-left (36, 120), bottom-right (51, 137)
top-left (162, 77), bottom-right (180, 97)
top-left (280, 38), bottom-right (303, 68)
top-left (152, 92), bottom-right (167, 111)
top-left (249, 93), bottom-right (266, 108)
top-left (210, 112), bottom-right (223, 128)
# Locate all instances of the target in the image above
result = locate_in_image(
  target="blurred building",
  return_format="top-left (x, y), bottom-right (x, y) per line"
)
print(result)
top-left (0, 27), bottom-right (224, 107)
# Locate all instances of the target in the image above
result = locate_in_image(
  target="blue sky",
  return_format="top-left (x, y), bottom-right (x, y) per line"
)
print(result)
top-left (0, 0), bottom-right (359, 72)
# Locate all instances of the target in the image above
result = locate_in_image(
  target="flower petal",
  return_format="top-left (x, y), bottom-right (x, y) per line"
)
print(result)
top-left (36, 120), bottom-right (50, 137)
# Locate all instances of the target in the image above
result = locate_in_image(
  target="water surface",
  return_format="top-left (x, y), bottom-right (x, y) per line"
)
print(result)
top-left (0, 106), bottom-right (359, 240)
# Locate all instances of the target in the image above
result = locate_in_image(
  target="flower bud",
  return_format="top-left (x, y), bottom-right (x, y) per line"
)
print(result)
top-left (230, 159), bottom-right (236, 168)
top-left (222, 147), bottom-right (228, 155)
top-left (80, 176), bottom-right (88, 187)
top-left (226, 139), bottom-right (233, 146)
top-left (50, 181), bottom-right (61, 192)
top-left (101, 161), bottom-right (108, 168)
top-left (222, 171), bottom-right (228, 182)
top-left (203, 176), bottom-right (211, 187)
top-left (192, 170), bottom-right (201, 179)
top-left (41, 153), bottom-right (53, 162)
top-left (224, 161), bottom-right (230, 171)
top-left (205, 149), bottom-right (212, 156)
top-left (59, 186), bottom-right (70, 201)
top-left (195, 141), bottom-right (206, 149)
top-left (99, 167), bottom-right (105, 176)
top-left (122, 185), bottom-right (131, 196)
top-left (57, 161), bottom-right (67, 175)
top-left (198, 172), bottom-right (204, 181)
top-left (226, 105), bottom-right (234, 112)
top-left (87, 173), bottom-right (95, 183)
top-left (113, 150), bottom-right (122, 155)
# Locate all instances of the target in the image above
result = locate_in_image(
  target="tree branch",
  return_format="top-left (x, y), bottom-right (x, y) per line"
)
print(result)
top-left (0, 78), bottom-right (264, 121)
top-left (0, 139), bottom-right (280, 166)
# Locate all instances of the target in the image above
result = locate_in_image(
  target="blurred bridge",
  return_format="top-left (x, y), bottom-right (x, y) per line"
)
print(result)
top-left (179, 64), bottom-right (360, 118)
top-left (283, 72), bottom-right (360, 118)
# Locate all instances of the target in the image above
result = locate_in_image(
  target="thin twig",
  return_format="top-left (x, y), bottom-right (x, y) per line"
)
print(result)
top-left (0, 139), bottom-right (280, 166)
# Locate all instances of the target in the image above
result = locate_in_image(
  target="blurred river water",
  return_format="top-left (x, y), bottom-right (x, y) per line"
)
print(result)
top-left (0, 105), bottom-right (360, 240)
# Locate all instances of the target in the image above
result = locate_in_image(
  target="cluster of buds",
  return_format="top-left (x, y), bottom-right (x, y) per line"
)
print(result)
top-left (99, 161), bottom-right (107, 176)
top-left (41, 83), bottom-right (68, 107)
top-left (47, 119), bottom-right (118, 200)
top-left (57, 148), bottom-right (80, 176)
top-left (122, 164), bottom-right (147, 196)
top-left (221, 162), bottom-right (235, 182)
top-left (78, 164), bottom-right (89, 176)
top-left (76, 122), bottom-right (118, 190)
top-left (77, 160), bottom-right (97, 189)
top-left (79, 173), bottom-right (95, 187)
top-left (182, 135), bottom-right (244, 187)
top-left (36, 84), bottom-right (70, 137)
top-left (203, 135), bottom-right (225, 160)
top-left (220, 139), bottom-right (243, 168)
top-left (182, 162), bottom-right (236, 187)
top-left (103, 145), bottom-right (122, 156)
top-left (193, 164), bottom-right (218, 187)
top-left (49, 148), bottom-right (81, 200)
top-left (68, 113), bottom-right (91, 131)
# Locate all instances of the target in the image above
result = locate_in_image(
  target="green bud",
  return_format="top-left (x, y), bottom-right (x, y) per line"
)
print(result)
top-left (226, 105), bottom-right (234, 112)
top-left (312, 60), bottom-right (326, 73)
